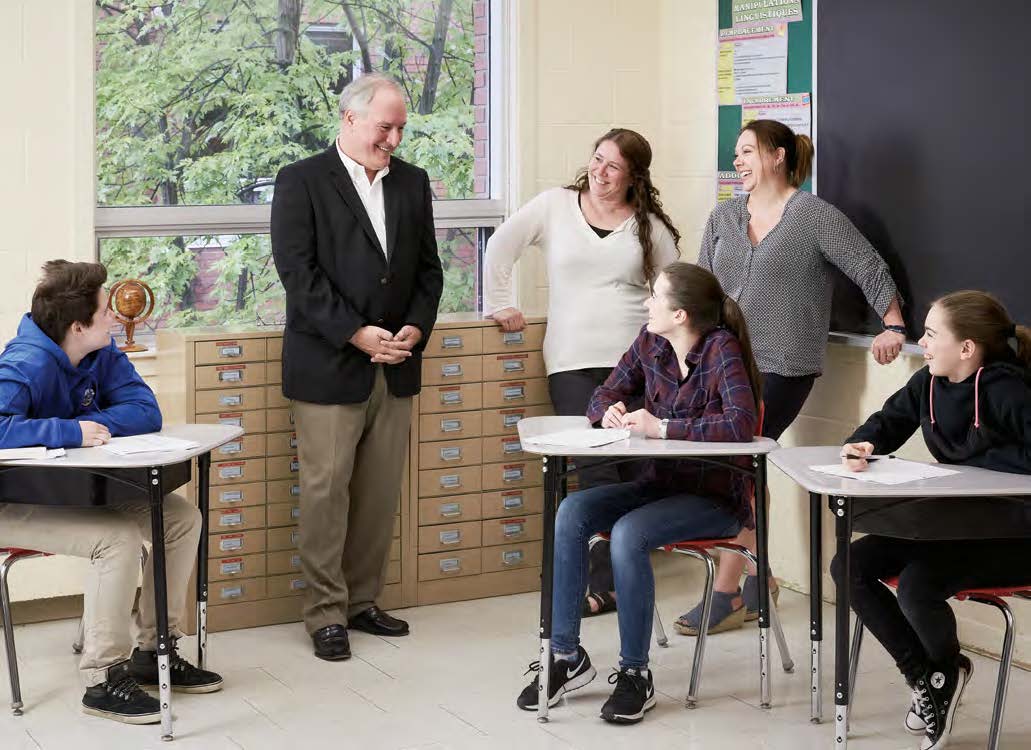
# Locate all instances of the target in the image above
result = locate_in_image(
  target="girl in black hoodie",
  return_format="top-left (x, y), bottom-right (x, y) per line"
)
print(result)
top-left (831, 290), bottom-right (1031, 750)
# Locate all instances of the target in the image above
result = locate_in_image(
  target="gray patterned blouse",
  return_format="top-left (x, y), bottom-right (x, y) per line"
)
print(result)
top-left (698, 190), bottom-right (898, 377)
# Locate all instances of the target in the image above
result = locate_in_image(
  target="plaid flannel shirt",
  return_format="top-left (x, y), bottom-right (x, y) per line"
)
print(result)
top-left (587, 325), bottom-right (759, 529)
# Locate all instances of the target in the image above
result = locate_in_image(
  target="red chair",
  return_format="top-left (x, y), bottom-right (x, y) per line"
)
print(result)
top-left (847, 577), bottom-right (1031, 749)
top-left (0, 548), bottom-right (49, 715)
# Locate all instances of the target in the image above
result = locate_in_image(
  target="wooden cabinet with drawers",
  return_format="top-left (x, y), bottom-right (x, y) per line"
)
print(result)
top-left (158, 315), bottom-right (548, 629)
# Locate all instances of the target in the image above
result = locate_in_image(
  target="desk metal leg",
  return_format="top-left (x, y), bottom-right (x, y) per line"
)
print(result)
top-left (831, 495), bottom-right (852, 748)
top-left (147, 466), bottom-right (174, 741)
top-left (753, 455), bottom-right (772, 709)
top-left (196, 452), bottom-right (210, 669)
top-left (809, 491), bottom-right (823, 723)
top-left (536, 454), bottom-right (564, 723)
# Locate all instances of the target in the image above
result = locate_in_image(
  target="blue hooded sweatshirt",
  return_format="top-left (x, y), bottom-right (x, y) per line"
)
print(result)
top-left (0, 314), bottom-right (162, 448)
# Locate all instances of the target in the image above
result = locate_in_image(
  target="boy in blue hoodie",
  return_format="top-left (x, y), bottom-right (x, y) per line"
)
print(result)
top-left (0, 261), bottom-right (222, 725)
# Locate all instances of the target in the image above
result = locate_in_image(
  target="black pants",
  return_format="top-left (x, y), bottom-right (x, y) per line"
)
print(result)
top-left (830, 535), bottom-right (1031, 683)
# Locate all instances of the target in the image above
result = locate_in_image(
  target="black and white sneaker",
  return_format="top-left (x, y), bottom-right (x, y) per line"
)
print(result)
top-left (914, 659), bottom-right (968, 750)
top-left (128, 645), bottom-right (224, 694)
top-left (81, 661), bottom-right (161, 724)
top-left (599, 667), bottom-right (656, 724)
top-left (516, 646), bottom-right (597, 710)
top-left (906, 654), bottom-right (972, 735)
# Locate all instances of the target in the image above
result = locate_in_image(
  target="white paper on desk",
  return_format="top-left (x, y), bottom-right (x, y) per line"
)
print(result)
top-left (100, 434), bottom-right (200, 456)
top-left (0, 446), bottom-right (66, 461)
top-left (522, 429), bottom-right (631, 449)
top-left (810, 460), bottom-right (960, 485)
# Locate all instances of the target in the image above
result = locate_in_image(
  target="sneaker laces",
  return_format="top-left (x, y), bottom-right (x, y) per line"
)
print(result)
top-left (108, 673), bottom-right (148, 702)
top-left (523, 660), bottom-right (541, 678)
top-left (913, 682), bottom-right (937, 733)
top-left (607, 668), bottom-right (647, 700)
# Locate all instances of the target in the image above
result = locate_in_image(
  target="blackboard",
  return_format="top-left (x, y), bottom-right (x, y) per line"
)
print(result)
top-left (818, 0), bottom-right (1030, 336)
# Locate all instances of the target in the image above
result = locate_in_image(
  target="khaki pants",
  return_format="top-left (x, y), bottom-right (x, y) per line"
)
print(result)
top-left (0, 493), bottom-right (201, 687)
top-left (293, 367), bottom-right (412, 635)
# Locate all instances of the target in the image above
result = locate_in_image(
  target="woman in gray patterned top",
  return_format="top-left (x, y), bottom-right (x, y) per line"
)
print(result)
top-left (676, 119), bottom-right (907, 636)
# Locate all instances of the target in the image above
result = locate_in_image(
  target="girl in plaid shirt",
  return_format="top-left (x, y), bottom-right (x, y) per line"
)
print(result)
top-left (517, 262), bottom-right (763, 724)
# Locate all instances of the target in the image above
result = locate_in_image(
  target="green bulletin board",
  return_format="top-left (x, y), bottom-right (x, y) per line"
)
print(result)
top-left (717, 0), bottom-right (813, 178)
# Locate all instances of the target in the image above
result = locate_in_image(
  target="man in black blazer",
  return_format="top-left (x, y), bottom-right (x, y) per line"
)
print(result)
top-left (271, 74), bottom-right (442, 661)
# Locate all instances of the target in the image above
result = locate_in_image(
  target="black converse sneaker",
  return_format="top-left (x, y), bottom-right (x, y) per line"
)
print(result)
top-left (517, 646), bottom-right (597, 710)
top-left (906, 654), bottom-right (972, 735)
top-left (599, 667), bottom-right (656, 724)
top-left (81, 661), bottom-right (161, 724)
top-left (913, 659), bottom-right (968, 750)
top-left (128, 645), bottom-right (224, 694)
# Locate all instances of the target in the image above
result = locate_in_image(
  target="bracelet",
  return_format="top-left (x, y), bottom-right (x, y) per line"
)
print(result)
top-left (883, 324), bottom-right (907, 335)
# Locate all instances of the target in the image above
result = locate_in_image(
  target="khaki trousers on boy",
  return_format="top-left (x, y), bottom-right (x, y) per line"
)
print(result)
top-left (0, 493), bottom-right (201, 686)
top-left (293, 367), bottom-right (412, 635)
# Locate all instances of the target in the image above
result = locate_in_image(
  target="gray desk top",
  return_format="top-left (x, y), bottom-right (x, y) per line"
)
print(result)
top-left (769, 446), bottom-right (1031, 497)
top-left (0, 424), bottom-right (244, 470)
top-left (517, 416), bottom-right (778, 458)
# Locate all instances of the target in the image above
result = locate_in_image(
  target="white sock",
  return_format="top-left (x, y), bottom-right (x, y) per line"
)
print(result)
top-left (554, 650), bottom-right (578, 663)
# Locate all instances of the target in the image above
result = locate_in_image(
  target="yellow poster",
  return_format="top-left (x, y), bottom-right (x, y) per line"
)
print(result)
top-left (717, 24), bottom-right (788, 106)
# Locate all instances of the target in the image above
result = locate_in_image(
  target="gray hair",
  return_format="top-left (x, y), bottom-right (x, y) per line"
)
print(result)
top-left (338, 74), bottom-right (403, 117)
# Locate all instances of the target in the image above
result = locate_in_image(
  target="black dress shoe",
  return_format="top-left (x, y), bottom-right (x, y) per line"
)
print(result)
top-left (348, 606), bottom-right (410, 637)
top-left (312, 624), bottom-right (351, 661)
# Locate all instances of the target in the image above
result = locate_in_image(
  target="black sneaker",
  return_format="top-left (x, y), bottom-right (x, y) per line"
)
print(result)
top-left (516, 646), bottom-right (597, 710)
top-left (913, 659), bottom-right (968, 749)
top-left (129, 645), bottom-right (224, 694)
top-left (81, 661), bottom-right (161, 724)
top-left (906, 654), bottom-right (972, 736)
top-left (599, 667), bottom-right (656, 724)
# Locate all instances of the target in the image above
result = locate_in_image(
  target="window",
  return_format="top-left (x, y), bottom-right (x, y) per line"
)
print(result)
top-left (94, 0), bottom-right (507, 336)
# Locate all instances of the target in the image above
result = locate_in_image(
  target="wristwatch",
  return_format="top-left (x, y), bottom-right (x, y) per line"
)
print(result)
top-left (883, 324), bottom-right (907, 335)
top-left (658, 419), bottom-right (670, 440)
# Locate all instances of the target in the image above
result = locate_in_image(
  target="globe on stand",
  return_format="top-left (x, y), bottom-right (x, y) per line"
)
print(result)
top-left (108, 279), bottom-right (156, 353)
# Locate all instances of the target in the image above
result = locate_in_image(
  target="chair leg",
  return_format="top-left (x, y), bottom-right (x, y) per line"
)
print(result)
top-left (72, 616), bottom-right (84, 654)
top-left (768, 591), bottom-right (794, 673)
top-left (846, 617), bottom-right (864, 733)
top-left (653, 603), bottom-right (668, 648)
top-left (0, 555), bottom-right (25, 715)
top-left (969, 596), bottom-right (1015, 750)
top-left (678, 548), bottom-right (716, 709)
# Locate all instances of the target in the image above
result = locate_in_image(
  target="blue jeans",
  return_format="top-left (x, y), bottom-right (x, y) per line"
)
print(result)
top-left (550, 481), bottom-right (741, 669)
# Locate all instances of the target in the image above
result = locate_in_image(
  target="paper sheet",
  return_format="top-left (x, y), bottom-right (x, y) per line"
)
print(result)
top-left (521, 429), bottom-right (631, 449)
top-left (810, 459), bottom-right (960, 485)
top-left (100, 434), bottom-right (200, 456)
top-left (718, 24), bottom-right (788, 105)
top-left (0, 447), bottom-right (66, 461)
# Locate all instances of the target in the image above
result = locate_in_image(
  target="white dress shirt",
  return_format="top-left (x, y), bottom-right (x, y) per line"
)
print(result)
top-left (336, 139), bottom-right (390, 256)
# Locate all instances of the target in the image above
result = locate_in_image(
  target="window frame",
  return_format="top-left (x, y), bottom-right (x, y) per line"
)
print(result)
top-left (94, 0), bottom-right (513, 305)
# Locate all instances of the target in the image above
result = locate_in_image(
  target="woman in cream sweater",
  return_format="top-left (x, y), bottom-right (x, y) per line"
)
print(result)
top-left (483, 128), bottom-right (680, 616)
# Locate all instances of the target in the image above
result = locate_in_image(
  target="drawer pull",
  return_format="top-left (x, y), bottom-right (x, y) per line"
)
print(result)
top-left (439, 474), bottom-right (461, 489)
top-left (290, 458), bottom-right (300, 472)
top-left (502, 359), bottom-right (525, 372)
top-left (290, 484), bottom-right (301, 497)
top-left (219, 512), bottom-right (243, 527)
top-left (502, 332), bottom-right (525, 345)
top-left (441, 335), bottom-right (463, 349)
top-left (219, 441), bottom-right (242, 455)
top-left (219, 416), bottom-right (243, 427)
top-left (502, 413), bottom-right (523, 428)
top-left (218, 345), bottom-right (242, 358)
top-left (290, 578), bottom-right (307, 591)
top-left (439, 502), bottom-right (462, 518)
top-left (502, 494), bottom-right (524, 510)
top-left (220, 561), bottom-right (243, 575)
top-left (219, 489), bottom-right (243, 504)
top-left (219, 394), bottom-right (242, 406)
top-left (440, 418), bottom-right (463, 433)
top-left (440, 390), bottom-right (463, 405)
top-left (441, 363), bottom-right (463, 378)
top-left (219, 465), bottom-right (243, 479)
top-left (219, 537), bottom-right (243, 552)
top-left (439, 557), bottom-right (462, 573)
top-left (290, 529), bottom-right (301, 545)
top-left (502, 386), bottom-right (525, 401)
top-left (439, 530), bottom-right (462, 545)
top-left (439, 446), bottom-right (462, 461)
top-left (220, 585), bottom-right (244, 600)
top-left (502, 550), bottom-right (524, 566)
top-left (289, 436), bottom-right (298, 449)
top-left (289, 412), bottom-right (295, 425)
top-left (502, 467), bottom-right (524, 483)
top-left (290, 554), bottom-right (302, 568)
top-left (218, 370), bottom-right (242, 382)
top-left (503, 521), bottom-right (526, 538)
top-left (503, 440), bottom-right (522, 454)
top-left (291, 507), bottom-right (301, 520)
